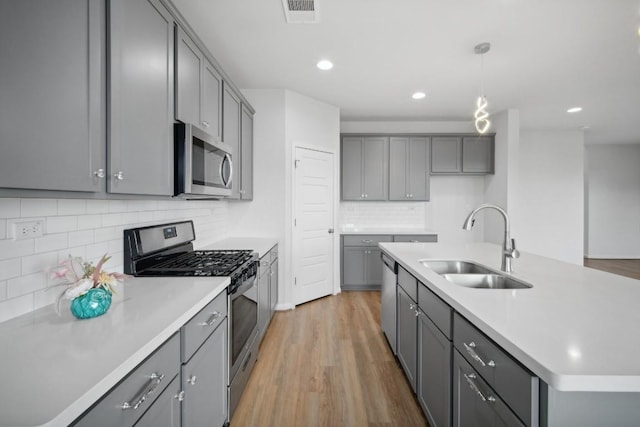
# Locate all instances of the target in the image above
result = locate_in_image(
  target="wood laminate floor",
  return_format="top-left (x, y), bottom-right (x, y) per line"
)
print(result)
top-left (584, 258), bottom-right (640, 280)
top-left (231, 291), bottom-right (428, 427)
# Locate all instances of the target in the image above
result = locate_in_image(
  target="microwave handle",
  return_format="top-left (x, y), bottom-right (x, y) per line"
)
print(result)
top-left (221, 153), bottom-right (233, 188)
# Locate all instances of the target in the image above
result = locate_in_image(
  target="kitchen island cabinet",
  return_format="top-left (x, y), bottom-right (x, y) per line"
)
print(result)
top-left (380, 241), bottom-right (640, 426)
top-left (0, 276), bottom-right (229, 427)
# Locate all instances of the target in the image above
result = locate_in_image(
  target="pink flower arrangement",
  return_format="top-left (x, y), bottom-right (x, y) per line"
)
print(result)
top-left (50, 254), bottom-right (129, 310)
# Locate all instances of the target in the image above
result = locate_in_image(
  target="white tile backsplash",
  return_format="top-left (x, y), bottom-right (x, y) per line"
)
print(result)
top-left (0, 197), bottom-right (229, 323)
top-left (339, 201), bottom-right (426, 228)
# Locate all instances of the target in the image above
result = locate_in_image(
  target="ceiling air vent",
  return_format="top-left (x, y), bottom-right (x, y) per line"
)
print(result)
top-left (282, 0), bottom-right (318, 23)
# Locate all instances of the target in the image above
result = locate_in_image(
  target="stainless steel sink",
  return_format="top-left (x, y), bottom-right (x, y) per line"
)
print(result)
top-left (442, 273), bottom-right (533, 289)
top-left (420, 260), bottom-right (533, 289)
top-left (420, 260), bottom-right (493, 275)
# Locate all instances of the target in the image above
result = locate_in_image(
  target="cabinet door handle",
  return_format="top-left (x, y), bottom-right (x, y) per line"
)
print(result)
top-left (187, 375), bottom-right (197, 386)
top-left (463, 342), bottom-right (496, 368)
top-left (361, 239), bottom-right (373, 243)
top-left (113, 171), bottom-right (125, 181)
top-left (410, 240), bottom-right (419, 243)
top-left (93, 169), bottom-right (105, 179)
top-left (198, 311), bottom-right (221, 327)
top-left (120, 373), bottom-right (165, 410)
top-left (201, 120), bottom-right (210, 128)
top-left (463, 373), bottom-right (496, 403)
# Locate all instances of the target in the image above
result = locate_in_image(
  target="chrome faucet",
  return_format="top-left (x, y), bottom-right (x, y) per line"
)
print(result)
top-left (462, 203), bottom-right (520, 273)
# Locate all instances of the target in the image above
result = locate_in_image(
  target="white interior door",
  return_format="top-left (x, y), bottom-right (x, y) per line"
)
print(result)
top-left (293, 147), bottom-right (335, 305)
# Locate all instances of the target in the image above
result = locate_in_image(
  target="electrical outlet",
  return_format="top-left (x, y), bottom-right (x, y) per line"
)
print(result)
top-left (9, 219), bottom-right (45, 240)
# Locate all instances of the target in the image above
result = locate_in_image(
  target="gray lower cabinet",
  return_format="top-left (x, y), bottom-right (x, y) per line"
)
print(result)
top-left (108, 0), bottom-right (174, 195)
top-left (258, 257), bottom-right (270, 342)
top-left (181, 318), bottom-right (228, 427)
top-left (240, 105), bottom-right (254, 200)
top-left (389, 137), bottom-right (430, 201)
top-left (73, 333), bottom-right (181, 427)
top-left (0, 0), bottom-right (105, 192)
top-left (431, 135), bottom-right (495, 175)
top-left (453, 351), bottom-right (525, 427)
top-left (175, 26), bottom-right (222, 137)
top-left (397, 284), bottom-right (418, 392)
top-left (341, 136), bottom-right (389, 201)
top-left (134, 375), bottom-right (182, 427)
top-left (418, 309), bottom-right (452, 427)
top-left (269, 252), bottom-right (279, 318)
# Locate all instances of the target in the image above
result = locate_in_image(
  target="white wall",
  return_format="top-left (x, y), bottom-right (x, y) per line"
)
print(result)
top-left (0, 198), bottom-right (229, 322)
top-left (585, 144), bottom-right (640, 258)
top-left (229, 89), bottom-right (340, 309)
top-left (516, 130), bottom-right (585, 264)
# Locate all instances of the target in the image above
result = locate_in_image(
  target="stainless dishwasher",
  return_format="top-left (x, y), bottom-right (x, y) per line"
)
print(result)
top-left (381, 252), bottom-right (398, 355)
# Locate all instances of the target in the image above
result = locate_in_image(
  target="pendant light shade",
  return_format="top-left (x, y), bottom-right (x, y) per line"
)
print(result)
top-left (474, 43), bottom-right (491, 134)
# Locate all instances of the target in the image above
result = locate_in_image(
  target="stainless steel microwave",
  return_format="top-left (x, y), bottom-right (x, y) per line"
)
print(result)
top-left (175, 123), bottom-right (233, 198)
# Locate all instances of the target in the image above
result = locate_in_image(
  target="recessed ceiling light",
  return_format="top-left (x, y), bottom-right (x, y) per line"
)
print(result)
top-left (316, 60), bottom-right (333, 71)
top-left (567, 107), bottom-right (583, 113)
top-left (412, 92), bottom-right (426, 100)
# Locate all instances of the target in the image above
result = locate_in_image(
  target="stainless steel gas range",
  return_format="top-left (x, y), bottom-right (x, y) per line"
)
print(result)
top-left (123, 220), bottom-right (259, 420)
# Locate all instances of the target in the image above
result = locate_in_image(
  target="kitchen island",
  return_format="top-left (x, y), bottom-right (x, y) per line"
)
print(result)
top-left (0, 276), bottom-right (229, 427)
top-left (381, 241), bottom-right (640, 426)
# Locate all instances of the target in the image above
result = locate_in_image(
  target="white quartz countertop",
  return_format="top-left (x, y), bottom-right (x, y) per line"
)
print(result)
top-left (379, 242), bottom-right (640, 392)
top-left (0, 276), bottom-right (229, 427)
top-left (202, 237), bottom-right (278, 259)
top-left (340, 226), bottom-right (437, 235)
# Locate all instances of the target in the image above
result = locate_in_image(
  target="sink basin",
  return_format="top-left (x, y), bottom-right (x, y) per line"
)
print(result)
top-left (420, 260), bottom-right (493, 275)
top-left (442, 274), bottom-right (533, 289)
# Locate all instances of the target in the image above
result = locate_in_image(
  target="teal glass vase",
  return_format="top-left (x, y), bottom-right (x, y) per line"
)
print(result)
top-left (70, 288), bottom-right (112, 319)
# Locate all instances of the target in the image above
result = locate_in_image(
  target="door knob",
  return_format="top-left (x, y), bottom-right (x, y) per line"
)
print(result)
top-left (328, 228), bottom-right (334, 234)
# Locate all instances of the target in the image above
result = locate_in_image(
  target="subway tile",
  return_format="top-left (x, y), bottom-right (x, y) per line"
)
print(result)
top-left (0, 239), bottom-right (34, 261)
top-left (21, 251), bottom-right (59, 276)
top-left (21, 199), bottom-right (57, 217)
top-left (0, 259), bottom-right (21, 281)
top-left (108, 239), bottom-right (123, 254)
top-left (68, 230), bottom-right (94, 247)
top-left (86, 200), bottom-right (109, 214)
top-left (94, 227), bottom-right (116, 243)
top-left (0, 294), bottom-right (33, 323)
top-left (34, 233), bottom-right (68, 253)
top-left (85, 242), bottom-right (110, 261)
top-left (58, 199), bottom-right (87, 215)
top-left (7, 272), bottom-right (46, 298)
top-left (0, 281), bottom-right (6, 301)
top-left (0, 199), bottom-right (21, 219)
top-left (34, 286), bottom-right (60, 310)
top-left (102, 213), bottom-right (123, 227)
top-left (108, 200), bottom-right (128, 213)
top-left (77, 214), bottom-right (102, 230)
top-left (122, 212), bottom-right (140, 225)
top-left (58, 246), bottom-right (87, 262)
top-left (47, 216), bottom-right (77, 233)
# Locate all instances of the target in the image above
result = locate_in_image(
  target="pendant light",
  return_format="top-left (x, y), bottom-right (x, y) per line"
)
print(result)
top-left (474, 42), bottom-right (491, 134)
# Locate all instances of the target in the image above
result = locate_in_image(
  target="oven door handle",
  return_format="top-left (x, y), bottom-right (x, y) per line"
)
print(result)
top-left (230, 275), bottom-right (257, 301)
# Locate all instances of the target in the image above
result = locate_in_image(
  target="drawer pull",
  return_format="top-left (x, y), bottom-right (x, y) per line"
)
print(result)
top-left (198, 311), bottom-right (222, 327)
top-left (361, 239), bottom-right (373, 243)
top-left (464, 342), bottom-right (496, 368)
top-left (410, 240), bottom-right (419, 243)
top-left (463, 373), bottom-right (496, 403)
top-left (121, 372), bottom-right (165, 410)
top-left (187, 375), bottom-right (197, 386)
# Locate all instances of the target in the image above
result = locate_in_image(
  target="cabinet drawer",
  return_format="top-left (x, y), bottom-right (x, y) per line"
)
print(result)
top-left (454, 314), bottom-right (538, 426)
top-left (343, 235), bottom-right (393, 247)
top-left (453, 351), bottom-right (525, 427)
top-left (397, 265), bottom-right (417, 302)
top-left (419, 283), bottom-right (452, 339)
top-left (393, 234), bottom-right (438, 243)
top-left (182, 290), bottom-right (227, 363)
top-left (74, 333), bottom-right (180, 427)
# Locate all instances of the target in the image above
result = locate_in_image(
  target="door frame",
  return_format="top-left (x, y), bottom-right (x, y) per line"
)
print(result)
top-left (291, 143), bottom-right (340, 307)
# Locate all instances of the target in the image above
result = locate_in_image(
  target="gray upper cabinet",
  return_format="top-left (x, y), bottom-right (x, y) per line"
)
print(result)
top-left (389, 137), bottom-right (430, 201)
top-left (240, 105), bottom-right (254, 200)
top-left (341, 137), bottom-right (388, 201)
top-left (175, 27), bottom-right (222, 138)
top-left (108, 0), bottom-right (174, 195)
top-left (431, 135), bottom-right (494, 175)
top-left (462, 136), bottom-right (494, 173)
top-left (431, 137), bottom-right (462, 173)
top-left (0, 0), bottom-right (105, 192)
top-left (223, 84), bottom-right (242, 198)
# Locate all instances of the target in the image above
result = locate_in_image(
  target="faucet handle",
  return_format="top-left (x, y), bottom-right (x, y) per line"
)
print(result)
top-left (509, 238), bottom-right (520, 259)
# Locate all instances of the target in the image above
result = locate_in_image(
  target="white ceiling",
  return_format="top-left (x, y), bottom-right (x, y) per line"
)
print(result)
top-left (172, 0), bottom-right (640, 145)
